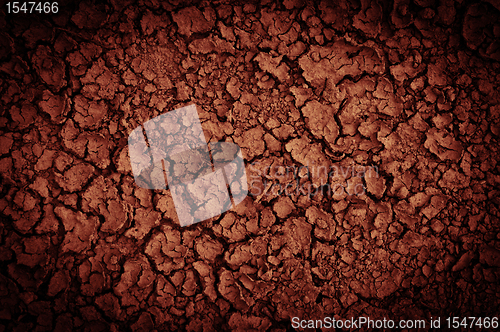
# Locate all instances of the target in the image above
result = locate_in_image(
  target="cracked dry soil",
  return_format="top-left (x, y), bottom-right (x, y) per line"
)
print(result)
top-left (1, 0), bottom-right (500, 331)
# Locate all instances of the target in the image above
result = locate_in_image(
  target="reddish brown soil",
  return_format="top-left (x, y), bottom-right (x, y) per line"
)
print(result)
top-left (1, 0), bottom-right (500, 331)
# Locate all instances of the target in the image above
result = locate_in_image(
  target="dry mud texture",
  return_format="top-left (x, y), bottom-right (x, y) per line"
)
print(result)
top-left (1, 0), bottom-right (500, 331)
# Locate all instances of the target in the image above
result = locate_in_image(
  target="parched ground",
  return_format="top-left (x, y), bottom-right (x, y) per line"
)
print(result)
top-left (1, 0), bottom-right (500, 331)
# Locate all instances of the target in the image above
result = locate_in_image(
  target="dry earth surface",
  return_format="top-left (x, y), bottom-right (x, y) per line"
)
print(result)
top-left (0, 0), bottom-right (500, 331)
